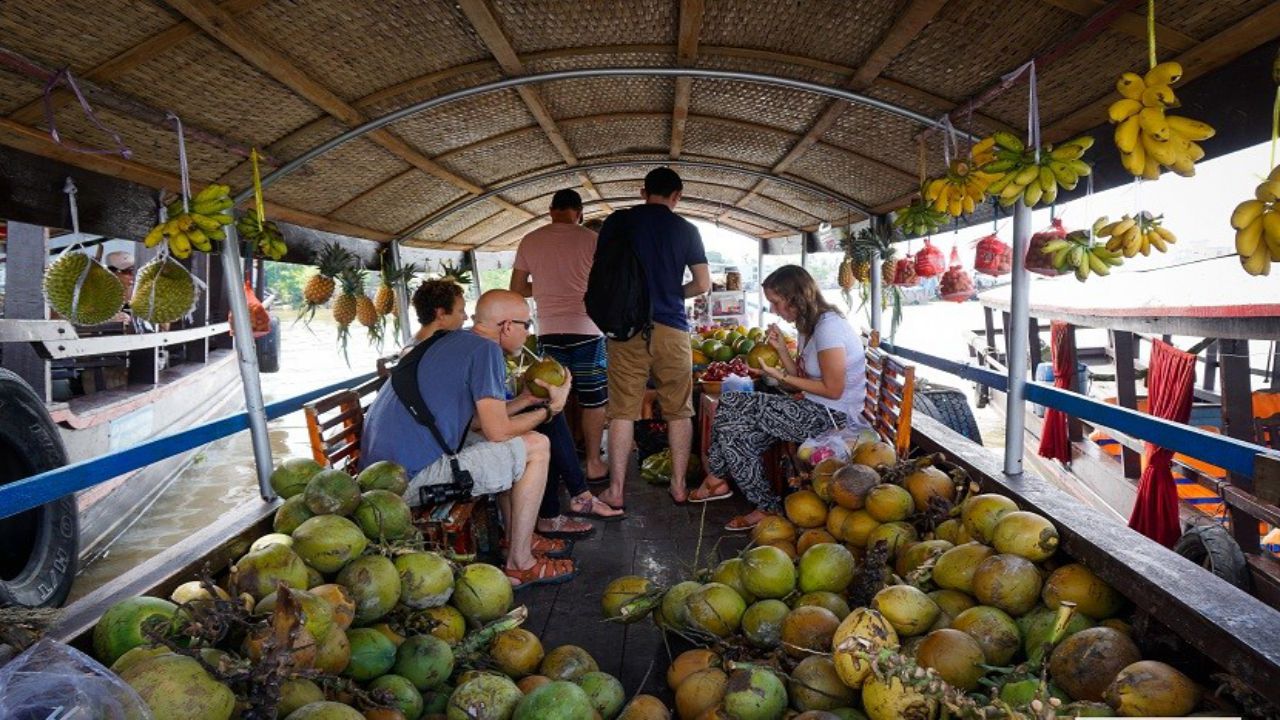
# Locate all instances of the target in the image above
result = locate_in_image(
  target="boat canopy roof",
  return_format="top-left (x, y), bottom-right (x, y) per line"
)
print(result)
top-left (977, 255), bottom-right (1280, 339)
top-left (1, 1), bottom-right (1277, 251)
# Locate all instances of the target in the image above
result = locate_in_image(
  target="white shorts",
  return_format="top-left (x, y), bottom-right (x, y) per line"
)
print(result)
top-left (408, 432), bottom-right (527, 502)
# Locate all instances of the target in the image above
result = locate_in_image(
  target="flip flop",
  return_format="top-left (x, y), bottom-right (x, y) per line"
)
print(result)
top-left (500, 534), bottom-right (574, 558)
top-left (506, 557), bottom-right (579, 589)
top-left (537, 515), bottom-right (596, 537)
top-left (688, 484), bottom-right (733, 504)
top-left (724, 515), bottom-right (760, 532)
top-left (566, 495), bottom-right (626, 521)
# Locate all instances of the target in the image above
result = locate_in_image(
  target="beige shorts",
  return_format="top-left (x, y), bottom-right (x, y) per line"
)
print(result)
top-left (606, 323), bottom-right (694, 421)
top-left (408, 432), bottom-right (526, 501)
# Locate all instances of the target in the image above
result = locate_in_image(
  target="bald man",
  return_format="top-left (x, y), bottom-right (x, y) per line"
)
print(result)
top-left (361, 289), bottom-right (577, 587)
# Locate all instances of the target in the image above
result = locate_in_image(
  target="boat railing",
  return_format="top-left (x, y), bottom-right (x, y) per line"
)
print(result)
top-left (0, 370), bottom-right (376, 522)
top-left (0, 319), bottom-right (231, 359)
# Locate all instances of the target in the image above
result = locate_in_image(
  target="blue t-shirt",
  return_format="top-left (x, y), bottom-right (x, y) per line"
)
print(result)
top-left (598, 204), bottom-right (707, 331)
top-left (360, 331), bottom-right (507, 477)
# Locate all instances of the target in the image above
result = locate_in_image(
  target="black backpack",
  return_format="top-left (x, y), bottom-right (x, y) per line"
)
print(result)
top-left (584, 209), bottom-right (652, 341)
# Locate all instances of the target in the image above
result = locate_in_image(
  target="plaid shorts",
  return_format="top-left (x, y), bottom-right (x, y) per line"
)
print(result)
top-left (539, 334), bottom-right (608, 408)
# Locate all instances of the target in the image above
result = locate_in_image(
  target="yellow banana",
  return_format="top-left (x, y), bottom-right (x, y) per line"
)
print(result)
top-left (1237, 216), bottom-right (1265, 257)
top-left (1148, 231), bottom-right (1167, 253)
top-left (1255, 180), bottom-right (1280, 203)
top-left (1014, 165), bottom-right (1041, 185)
top-left (144, 225), bottom-right (165, 248)
top-left (1138, 108), bottom-right (1171, 142)
top-left (1088, 251), bottom-right (1110, 276)
top-left (1112, 217), bottom-right (1136, 237)
top-left (1048, 144), bottom-right (1085, 161)
top-left (1042, 182), bottom-right (1058, 205)
top-left (1039, 166), bottom-right (1056, 192)
top-left (1155, 226), bottom-right (1177, 244)
top-left (1267, 236), bottom-right (1280, 262)
top-left (1142, 154), bottom-right (1161, 181)
top-left (1120, 149), bottom-right (1145, 177)
top-left (1241, 248), bottom-right (1271, 276)
top-left (1097, 220), bottom-right (1120, 235)
top-left (1023, 182), bottom-right (1044, 207)
top-left (1263, 211), bottom-right (1280, 243)
top-left (1140, 85), bottom-right (1178, 109)
top-left (1169, 155), bottom-right (1195, 177)
top-left (992, 131), bottom-right (1025, 152)
top-left (1108, 98), bottom-right (1143, 123)
top-left (1183, 140), bottom-right (1205, 162)
top-left (1141, 133), bottom-right (1178, 167)
top-left (169, 232), bottom-right (193, 259)
top-left (1232, 199), bottom-right (1267, 229)
top-left (1061, 135), bottom-right (1095, 151)
top-left (1000, 180), bottom-right (1025, 202)
top-left (1114, 115), bottom-right (1141, 153)
top-left (1166, 116), bottom-right (1215, 141)
top-left (1271, 164), bottom-right (1280, 182)
top-left (1116, 72), bottom-right (1145, 100)
top-left (1144, 61), bottom-right (1183, 88)
top-left (1049, 161), bottom-right (1078, 189)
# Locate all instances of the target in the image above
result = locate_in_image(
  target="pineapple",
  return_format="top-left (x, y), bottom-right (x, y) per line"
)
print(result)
top-left (301, 242), bottom-right (355, 326)
top-left (332, 268), bottom-right (361, 362)
top-left (838, 257), bottom-right (855, 290)
top-left (440, 259), bottom-right (472, 286)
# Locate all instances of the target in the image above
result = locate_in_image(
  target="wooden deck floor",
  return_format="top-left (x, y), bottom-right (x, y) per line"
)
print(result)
top-left (516, 462), bottom-right (754, 703)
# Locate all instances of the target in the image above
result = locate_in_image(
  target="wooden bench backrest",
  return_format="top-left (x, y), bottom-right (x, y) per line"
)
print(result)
top-left (862, 330), bottom-right (916, 457)
top-left (303, 374), bottom-right (386, 472)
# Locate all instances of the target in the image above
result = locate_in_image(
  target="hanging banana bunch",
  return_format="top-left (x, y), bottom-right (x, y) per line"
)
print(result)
top-left (1040, 229), bottom-right (1124, 282)
top-left (1231, 165), bottom-right (1280, 276)
top-left (1094, 212), bottom-right (1176, 258)
top-left (979, 132), bottom-right (1093, 208)
top-left (145, 184), bottom-right (233, 259)
top-left (1110, 62), bottom-right (1214, 178)
top-left (923, 157), bottom-right (998, 218)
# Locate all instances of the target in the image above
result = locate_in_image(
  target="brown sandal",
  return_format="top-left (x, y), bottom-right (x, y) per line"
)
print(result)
top-left (500, 533), bottom-right (572, 558)
top-left (505, 556), bottom-right (578, 589)
top-left (567, 494), bottom-right (625, 520)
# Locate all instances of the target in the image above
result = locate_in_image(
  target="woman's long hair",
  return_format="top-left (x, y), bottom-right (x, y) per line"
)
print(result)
top-left (762, 264), bottom-right (841, 337)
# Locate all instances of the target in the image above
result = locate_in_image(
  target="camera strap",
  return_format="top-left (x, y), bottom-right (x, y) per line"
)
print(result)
top-left (389, 330), bottom-right (472, 488)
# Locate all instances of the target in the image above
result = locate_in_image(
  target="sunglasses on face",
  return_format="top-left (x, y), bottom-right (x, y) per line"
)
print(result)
top-left (503, 319), bottom-right (532, 330)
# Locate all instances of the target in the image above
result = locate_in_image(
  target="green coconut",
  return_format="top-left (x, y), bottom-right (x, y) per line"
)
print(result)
top-left (864, 521), bottom-right (918, 560)
top-left (602, 575), bottom-right (657, 621)
top-left (740, 545), bottom-right (797, 599)
top-left (353, 489), bottom-right (413, 541)
top-left (724, 667), bottom-right (788, 720)
top-left (304, 469), bottom-right (362, 516)
top-left (951, 606), bottom-right (1022, 665)
top-left (358, 460), bottom-right (410, 494)
top-left (284, 701), bottom-right (365, 719)
top-left (798, 543), bottom-right (856, 594)
top-left (396, 551), bottom-right (455, 609)
top-left (274, 495), bottom-right (315, 534)
top-left (233, 542), bottom-right (311, 601)
top-left (291, 515), bottom-right (368, 574)
top-left (780, 605), bottom-right (841, 657)
top-left (490, 628), bottom-right (544, 678)
top-left (789, 656), bottom-right (857, 712)
top-left (655, 580), bottom-right (701, 631)
top-left (685, 582), bottom-right (748, 638)
top-left (93, 596), bottom-right (179, 667)
top-left (540, 645), bottom-right (599, 681)
top-left (271, 458), bottom-right (325, 499)
top-left (577, 671), bottom-right (625, 720)
top-left (514, 680), bottom-right (594, 720)
top-left (447, 673), bottom-right (524, 720)
top-left (345, 627), bottom-right (397, 681)
top-left (971, 553), bottom-right (1043, 616)
top-left (43, 252), bottom-right (125, 325)
top-left (741, 599), bottom-right (790, 649)
top-left (249, 532), bottom-right (294, 553)
top-left (453, 563), bottom-right (514, 625)
top-left (109, 645), bottom-right (172, 675)
top-left (395, 633), bottom-right (455, 690)
top-left (118, 653), bottom-right (235, 720)
top-left (313, 627), bottom-right (350, 674)
top-left (710, 558), bottom-right (757, 604)
top-left (961, 493), bottom-right (1018, 543)
top-left (335, 554), bottom-right (402, 625)
top-left (871, 585), bottom-right (940, 637)
top-left (369, 674), bottom-right (424, 720)
top-left (1020, 605), bottom-right (1094, 666)
top-left (289, 588), bottom-right (336, 642)
top-left (794, 591), bottom-right (851, 619)
top-left (279, 678), bottom-right (326, 718)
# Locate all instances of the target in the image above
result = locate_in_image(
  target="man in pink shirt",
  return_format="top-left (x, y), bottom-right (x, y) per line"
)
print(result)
top-left (510, 190), bottom-right (612, 487)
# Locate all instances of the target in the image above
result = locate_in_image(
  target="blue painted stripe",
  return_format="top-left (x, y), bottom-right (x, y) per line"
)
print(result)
top-left (876, 342), bottom-right (1270, 480)
top-left (0, 372), bottom-right (378, 521)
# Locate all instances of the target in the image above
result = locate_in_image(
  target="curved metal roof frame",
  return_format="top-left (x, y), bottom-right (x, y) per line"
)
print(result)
top-left (404, 158), bottom-right (869, 242)
top-left (235, 66), bottom-right (982, 211)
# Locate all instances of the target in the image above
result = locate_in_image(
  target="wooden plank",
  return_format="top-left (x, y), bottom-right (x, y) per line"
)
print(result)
top-left (1111, 330), bottom-right (1143, 478)
top-left (1, 221), bottom-right (51, 402)
top-left (1040, 0), bottom-right (1197, 51)
top-left (1220, 338), bottom-right (1262, 552)
top-left (670, 0), bottom-right (705, 159)
top-left (911, 411), bottom-right (1280, 704)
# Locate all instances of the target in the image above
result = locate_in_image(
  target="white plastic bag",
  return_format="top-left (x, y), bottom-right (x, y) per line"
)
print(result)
top-left (0, 639), bottom-right (152, 719)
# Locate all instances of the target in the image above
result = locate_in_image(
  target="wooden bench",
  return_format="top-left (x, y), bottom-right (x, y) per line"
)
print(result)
top-left (863, 330), bottom-right (916, 457)
top-left (301, 358), bottom-right (494, 561)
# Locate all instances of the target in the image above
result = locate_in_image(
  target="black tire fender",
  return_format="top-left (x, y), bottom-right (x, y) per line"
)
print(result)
top-left (1173, 523), bottom-right (1248, 590)
top-left (914, 384), bottom-right (984, 446)
top-left (0, 368), bottom-right (78, 607)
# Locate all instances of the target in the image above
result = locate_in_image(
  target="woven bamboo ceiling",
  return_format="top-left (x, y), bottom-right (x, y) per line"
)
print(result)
top-left (1, 0), bottom-right (1277, 251)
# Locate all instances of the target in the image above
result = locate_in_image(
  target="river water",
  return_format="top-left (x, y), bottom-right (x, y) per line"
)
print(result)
top-left (65, 301), bottom-right (1004, 601)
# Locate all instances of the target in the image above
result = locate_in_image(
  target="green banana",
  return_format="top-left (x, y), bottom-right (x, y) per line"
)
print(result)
top-left (993, 131), bottom-right (1025, 152)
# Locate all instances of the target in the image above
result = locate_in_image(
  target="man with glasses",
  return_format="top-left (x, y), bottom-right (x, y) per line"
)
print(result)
top-left (361, 289), bottom-right (577, 588)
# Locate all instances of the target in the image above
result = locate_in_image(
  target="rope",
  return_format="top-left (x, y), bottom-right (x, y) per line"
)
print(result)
top-left (1147, 0), bottom-right (1158, 71)
top-left (166, 111), bottom-right (191, 213)
top-left (41, 68), bottom-right (131, 159)
top-left (1001, 61), bottom-right (1041, 163)
top-left (60, 178), bottom-right (93, 324)
top-left (252, 147), bottom-right (267, 231)
top-left (1271, 84), bottom-right (1279, 171)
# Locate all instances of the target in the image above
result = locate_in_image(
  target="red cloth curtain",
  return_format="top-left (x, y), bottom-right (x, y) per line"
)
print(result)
top-left (1128, 340), bottom-right (1197, 547)
top-left (1037, 322), bottom-right (1075, 463)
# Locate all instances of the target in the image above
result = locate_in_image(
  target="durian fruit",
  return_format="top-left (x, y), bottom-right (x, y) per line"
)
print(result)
top-left (131, 258), bottom-right (198, 324)
top-left (43, 253), bottom-right (125, 325)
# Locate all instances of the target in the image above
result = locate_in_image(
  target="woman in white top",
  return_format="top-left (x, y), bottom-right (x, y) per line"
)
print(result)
top-left (689, 265), bottom-right (867, 531)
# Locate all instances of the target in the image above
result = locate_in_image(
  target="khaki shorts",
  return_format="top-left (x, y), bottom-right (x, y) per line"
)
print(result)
top-left (408, 433), bottom-right (526, 501)
top-left (607, 323), bottom-right (694, 421)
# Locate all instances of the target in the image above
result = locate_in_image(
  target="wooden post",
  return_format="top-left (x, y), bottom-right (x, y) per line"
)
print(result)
top-left (1270, 341), bottom-right (1279, 390)
top-left (1001, 311), bottom-right (1012, 365)
top-left (184, 251), bottom-right (210, 363)
top-left (1112, 330), bottom-right (1142, 479)
top-left (983, 306), bottom-right (997, 364)
top-left (2, 222), bottom-right (51, 402)
top-left (1029, 316), bottom-right (1042, 377)
top-left (1066, 324), bottom-right (1083, 442)
top-left (207, 249), bottom-right (231, 351)
top-left (1219, 338), bottom-right (1260, 553)
top-left (1204, 339), bottom-right (1219, 392)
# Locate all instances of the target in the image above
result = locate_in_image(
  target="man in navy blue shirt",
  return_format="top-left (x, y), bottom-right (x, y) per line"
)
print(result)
top-left (362, 290), bottom-right (577, 587)
top-left (596, 168), bottom-right (711, 508)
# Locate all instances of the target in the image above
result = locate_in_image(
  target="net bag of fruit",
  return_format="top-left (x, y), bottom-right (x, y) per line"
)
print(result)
top-left (939, 244), bottom-right (974, 302)
top-left (1027, 218), bottom-right (1070, 276)
top-left (913, 238), bottom-right (946, 278)
top-left (892, 256), bottom-right (918, 286)
top-left (973, 233), bottom-right (1013, 276)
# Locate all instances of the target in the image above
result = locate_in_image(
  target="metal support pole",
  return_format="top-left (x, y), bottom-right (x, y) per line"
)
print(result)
top-left (219, 225), bottom-right (275, 500)
top-left (757, 238), bottom-right (766, 327)
top-left (389, 240), bottom-right (413, 346)
top-left (1003, 201), bottom-right (1033, 476)
top-left (869, 248), bottom-right (882, 335)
